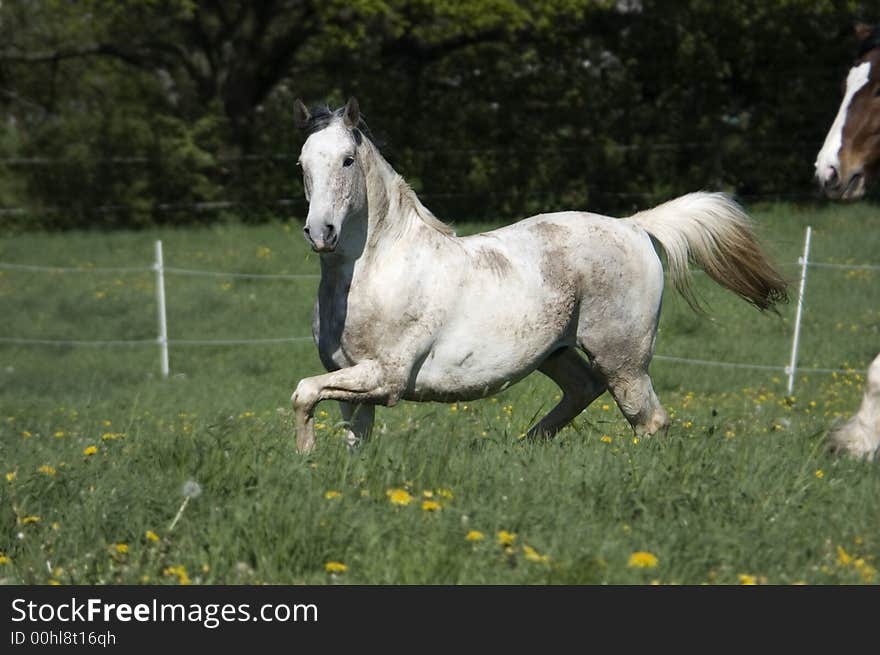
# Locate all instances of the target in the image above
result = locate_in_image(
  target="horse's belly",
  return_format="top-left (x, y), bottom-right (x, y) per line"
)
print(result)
top-left (404, 330), bottom-right (569, 402)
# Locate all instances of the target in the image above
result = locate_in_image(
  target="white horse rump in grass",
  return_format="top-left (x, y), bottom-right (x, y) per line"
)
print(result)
top-left (290, 97), bottom-right (788, 453)
top-left (828, 356), bottom-right (880, 461)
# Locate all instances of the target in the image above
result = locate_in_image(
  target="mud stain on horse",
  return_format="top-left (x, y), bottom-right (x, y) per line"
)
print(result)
top-left (472, 247), bottom-right (513, 278)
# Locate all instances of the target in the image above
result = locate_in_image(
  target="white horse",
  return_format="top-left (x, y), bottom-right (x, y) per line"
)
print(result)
top-left (290, 97), bottom-right (788, 453)
top-left (815, 22), bottom-right (880, 460)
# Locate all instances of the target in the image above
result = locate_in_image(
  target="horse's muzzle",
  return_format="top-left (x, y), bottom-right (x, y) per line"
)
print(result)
top-left (824, 173), bottom-right (865, 200)
top-left (304, 223), bottom-right (338, 252)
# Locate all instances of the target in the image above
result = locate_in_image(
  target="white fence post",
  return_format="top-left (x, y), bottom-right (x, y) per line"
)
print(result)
top-left (154, 240), bottom-right (170, 378)
top-left (786, 226), bottom-right (812, 396)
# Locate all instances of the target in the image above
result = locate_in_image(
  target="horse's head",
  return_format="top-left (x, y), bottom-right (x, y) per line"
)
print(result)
top-left (294, 97), bottom-right (368, 253)
top-left (815, 23), bottom-right (880, 200)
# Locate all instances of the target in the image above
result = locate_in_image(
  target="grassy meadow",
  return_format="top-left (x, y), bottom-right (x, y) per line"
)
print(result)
top-left (0, 201), bottom-right (878, 585)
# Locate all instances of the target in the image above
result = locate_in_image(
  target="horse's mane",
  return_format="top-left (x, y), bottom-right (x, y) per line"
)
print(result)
top-left (857, 25), bottom-right (880, 58)
top-left (301, 103), bottom-right (454, 238)
top-left (299, 104), bottom-right (376, 144)
top-left (393, 178), bottom-right (456, 237)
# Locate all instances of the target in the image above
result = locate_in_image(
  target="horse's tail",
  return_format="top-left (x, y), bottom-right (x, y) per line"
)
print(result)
top-left (626, 191), bottom-right (789, 312)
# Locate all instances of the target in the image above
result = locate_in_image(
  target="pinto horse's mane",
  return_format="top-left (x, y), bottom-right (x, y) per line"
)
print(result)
top-left (857, 25), bottom-right (880, 58)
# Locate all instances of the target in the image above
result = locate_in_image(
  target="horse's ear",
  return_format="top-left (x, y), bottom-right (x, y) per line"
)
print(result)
top-left (854, 22), bottom-right (875, 43)
top-left (342, 97), bottom-right (360, 129)
top-left (293, 99), bottom-right (311, 130)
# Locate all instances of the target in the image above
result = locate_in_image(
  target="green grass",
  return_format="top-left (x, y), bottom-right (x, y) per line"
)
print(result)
top-left (0, 202), bottom-right (878, 585)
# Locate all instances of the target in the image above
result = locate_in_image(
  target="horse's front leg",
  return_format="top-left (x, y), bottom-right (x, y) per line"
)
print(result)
top-left (291, 360), bottom-right (402, 453)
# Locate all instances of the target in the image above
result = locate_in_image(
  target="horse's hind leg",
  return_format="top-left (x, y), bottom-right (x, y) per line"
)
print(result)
top-left (527, 347), bottom-right (607, 438)
top-left (339, 402), bottom-right (375, 449)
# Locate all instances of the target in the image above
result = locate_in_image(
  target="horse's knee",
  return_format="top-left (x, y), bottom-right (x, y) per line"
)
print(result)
top-left (291, 378), bottom-right (321, 413)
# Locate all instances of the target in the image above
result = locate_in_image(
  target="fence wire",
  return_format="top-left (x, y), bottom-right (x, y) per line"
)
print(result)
top-left (0, 246), bottom-right (876, 378)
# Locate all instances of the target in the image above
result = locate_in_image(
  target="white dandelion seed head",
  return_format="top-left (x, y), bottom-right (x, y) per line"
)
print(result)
top-left (182, 480), bottom-right (202, 498)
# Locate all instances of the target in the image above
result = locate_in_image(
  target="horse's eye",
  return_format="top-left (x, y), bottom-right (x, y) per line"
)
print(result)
top-left (343, 157), bottom-right (355, 168)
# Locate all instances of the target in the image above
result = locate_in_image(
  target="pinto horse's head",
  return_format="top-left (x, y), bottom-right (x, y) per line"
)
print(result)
top-left (293, 97), bottom-right (368, 254)
top-left (815, 23), bottom-right (880, 200)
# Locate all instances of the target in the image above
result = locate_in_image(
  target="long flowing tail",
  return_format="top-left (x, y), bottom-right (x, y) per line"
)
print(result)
top-left (626, 192), bottom-right (789, 311)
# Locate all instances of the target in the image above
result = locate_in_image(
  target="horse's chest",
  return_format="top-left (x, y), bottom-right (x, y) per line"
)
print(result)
top-left (314, 287), bottom-right (385, 370)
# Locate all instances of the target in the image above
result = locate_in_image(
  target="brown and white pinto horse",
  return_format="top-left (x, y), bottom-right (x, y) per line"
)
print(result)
top-left (815, 23), bottom-right (880, 199)
top-left (815, 23), bottom-right (880, 460)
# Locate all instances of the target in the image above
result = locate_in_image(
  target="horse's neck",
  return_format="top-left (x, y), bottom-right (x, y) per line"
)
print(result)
top-left (363, 148), bottom-right (452, 255)
top-left (318, 146), bottom-right (453, 290)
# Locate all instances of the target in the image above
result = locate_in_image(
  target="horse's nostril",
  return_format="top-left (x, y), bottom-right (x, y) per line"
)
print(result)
top-left (325, 224), bottom-right (335, 235)
top-left (303, 226), bottom-right (310, 235)
top-left (823, 166), bottom-right (841, 191)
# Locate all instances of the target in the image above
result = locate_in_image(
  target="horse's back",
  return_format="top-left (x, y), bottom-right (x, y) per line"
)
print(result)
top-left (460, 210), bottom-right (662, 300)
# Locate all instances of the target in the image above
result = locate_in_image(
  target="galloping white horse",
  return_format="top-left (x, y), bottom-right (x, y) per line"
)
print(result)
top-left (815, 22), bottom-right (880, 460)
top-left (290, 98), bottom-right (788, 453)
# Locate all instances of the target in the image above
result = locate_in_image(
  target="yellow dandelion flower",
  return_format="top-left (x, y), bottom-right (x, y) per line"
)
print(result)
top-left (683, 420), bottom-right (693, 429)
top-left (815, 469), bottom-right (824, 479)
top-left (497, 530), bottom-right (517, 546)
top-left (83, 445), bottom-right (98, 456)
top-left (422, 490), bottom-right (434, 498)
top-left (436, 488), bottom-right (454, 499)
top-left (600, 435), bottom-right (612, 444)
top-left (601, 404), bottom-right (610, 411)
top-left (421, 500), bottom-right (442, 512)
top-left (738, 574), bottom-right (758, 585)
top-left (0, 554), bottom-right (10, 565)
top-left (22, 430), bottom-right (31, 438)
top-left (162, 565), bottom-right (191, 585)
top-left (53, 431), bottom-right (65, 438)
top-left (836, 546), bottom-right (852, 567)
top-left (386, 488), bottom-right (413, 506)
top-left (632, 437), bottom-right (640, 444)
top-left (324, 490), bottom-right (342, 500)
top-left (101, 432), bottom-right (124, 441)
top-left (325, 561), bottom-right (347, 573)
top-left (854, 560), bottom-right (876, 583)
top-left (523, 545), bottom-right (550, 563)
top-left (5, 471), bottom-right (16, 482)
top-left (21, 516), bottom-right (40, 525)
top-left (51, 522), bottom-right (60, 531)
top-left (145, 530), bottom-right (160, 543)
top-left (37, 465), bottom-right (56, 476)
top-left (628, 551), bottom-right (659, 569)
top-left (49, 579), bottom-right (61, 585)
top-left (115, 543), bottom-right (128, 554)
top-left (465, 530), bottom-right (485, 542)
top-left (102, 419), bottom-right (112, 427)
top-left (724, 430), bottom-right (736, 438)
